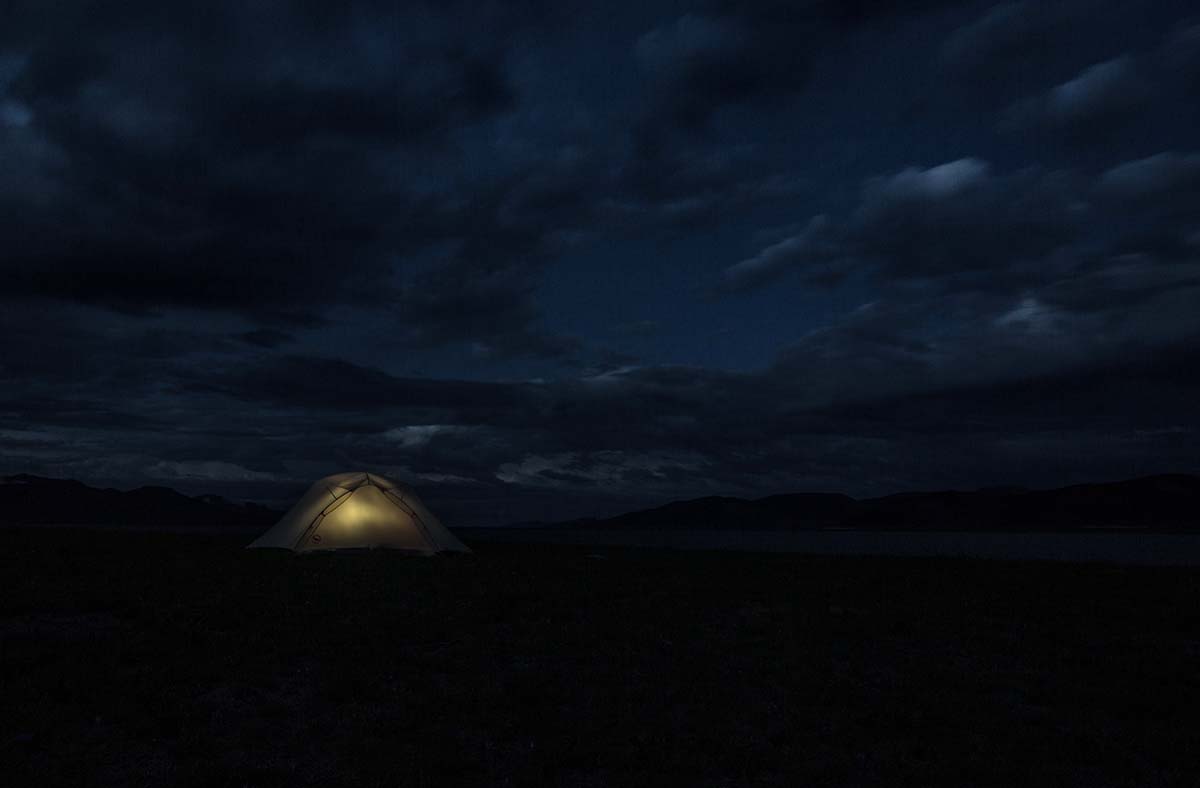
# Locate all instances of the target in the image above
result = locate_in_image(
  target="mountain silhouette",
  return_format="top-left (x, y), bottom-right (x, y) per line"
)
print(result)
top-left (2, 473), bottom-right (1198, 531)
top-left (549, 475), bottom-right (1200, 532)
top-left (0, 474), bottom-right (280, 527)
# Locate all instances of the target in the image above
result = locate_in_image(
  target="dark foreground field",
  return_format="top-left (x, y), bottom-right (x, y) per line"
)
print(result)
top-left (5, 528), bottom-right (1200, 787)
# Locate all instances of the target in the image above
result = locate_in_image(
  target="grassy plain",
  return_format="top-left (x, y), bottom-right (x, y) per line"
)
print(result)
top-left (5, 527), bottom-right (1199, 786)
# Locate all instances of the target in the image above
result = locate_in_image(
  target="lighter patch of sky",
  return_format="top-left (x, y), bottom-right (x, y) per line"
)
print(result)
top-left (146, 460), bottom-right (283, 482)
top-left (995, 297), bottom-right (1061, 334)
top-left (382, 424), bottom-right (466, 448)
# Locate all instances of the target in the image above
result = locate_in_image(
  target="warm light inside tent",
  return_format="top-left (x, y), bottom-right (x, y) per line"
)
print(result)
top-left (246, 472), bottom-right (469, 553)
top-left (308, 484), bottom-right (429, 550)
top-left (335, 495), bottom-right (367, 529)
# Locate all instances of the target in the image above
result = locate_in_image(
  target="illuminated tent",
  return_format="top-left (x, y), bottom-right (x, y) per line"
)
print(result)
top-left (247, 472), bottom-right (469, 553)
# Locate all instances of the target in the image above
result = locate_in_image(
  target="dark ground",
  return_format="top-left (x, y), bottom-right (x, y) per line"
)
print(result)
top-left (5, 527), bottom-right (1200, 787)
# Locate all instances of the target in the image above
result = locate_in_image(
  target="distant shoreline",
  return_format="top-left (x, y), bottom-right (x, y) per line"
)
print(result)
top-left (458, 527), bottom-right (1200, 566)
top-left (9, 523), bottom-right (1200, 565)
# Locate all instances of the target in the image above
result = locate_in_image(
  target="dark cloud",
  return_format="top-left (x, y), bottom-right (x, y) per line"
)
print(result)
top-left (1003, 56), bottom-right (1150, 134)
top-left (4, 311), bottom-right (1199, 523)
top-left (0, 1), bottom-right (543, 349)
top-left (1097, 152), bottom-right (1200, 260)
top-left (724, 158), bottom-right (1092, 293)
top-left (720, 215), bottom-right (842, 291)
top-left (706, 132), bottom-right (1200, 507)
top-left (1160, 19), bottom-right (1200, 85)
top-left (635, 13), bottom-right (810, 132)
top-left (191, 355), bottom-right (525, 415)
top-left (1098, 151), bottom-right (1200, 200)
top-left (2, 1), bottom-right (1199, 522)
top-left (942, 2), bottom-right (1077, 77)
top-left (236, 329), bottom-right (293, 348)
top-left (0, 1), bottom-right (815, 362)
top-left (206, 66), bottom-right (515, 151)
top-left (632, 0), bottom-right (963, 136)
top-left (724, 144), bottom-right (1200, 300)
top-left (849, 160), bottom-right (1085, 285)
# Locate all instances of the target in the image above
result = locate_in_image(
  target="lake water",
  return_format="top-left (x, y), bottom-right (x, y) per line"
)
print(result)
top-left (461, 528), bottom-right (1200, 566)
top-left (13, 523), bottom-right (1200, 565)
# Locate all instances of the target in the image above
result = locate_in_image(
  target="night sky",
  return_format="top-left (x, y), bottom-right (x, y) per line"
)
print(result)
top-left (2, 1), bottom-right (1199, 524)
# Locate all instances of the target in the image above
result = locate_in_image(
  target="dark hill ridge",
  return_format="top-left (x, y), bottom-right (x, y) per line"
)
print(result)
top-left (551, 474), bottom-right (1200, 532)
top-left (2, 473), bottom-right (1198, 531)
top-left (0, 475), bottom-right (280, 527)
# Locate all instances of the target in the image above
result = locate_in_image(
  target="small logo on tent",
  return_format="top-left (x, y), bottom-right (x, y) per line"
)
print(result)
top-left (312, 534), bottom-right (322, 543)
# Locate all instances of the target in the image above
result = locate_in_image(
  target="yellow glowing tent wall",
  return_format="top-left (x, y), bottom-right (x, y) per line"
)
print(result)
top-left (248, 472), bottom-right (469, 553)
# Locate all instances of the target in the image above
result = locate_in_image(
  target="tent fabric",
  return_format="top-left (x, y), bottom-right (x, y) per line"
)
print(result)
top-left (247, 472), bottom-right (469, 554)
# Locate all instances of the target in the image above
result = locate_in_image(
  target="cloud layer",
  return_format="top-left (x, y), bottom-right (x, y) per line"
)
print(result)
top-left (2, 1), bottom-right (1198, 522)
